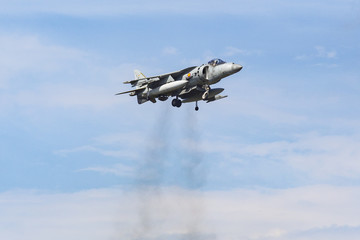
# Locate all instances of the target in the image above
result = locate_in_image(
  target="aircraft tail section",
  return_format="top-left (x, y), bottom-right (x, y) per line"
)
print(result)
top-left (134, 70), bottom-right (146, 80)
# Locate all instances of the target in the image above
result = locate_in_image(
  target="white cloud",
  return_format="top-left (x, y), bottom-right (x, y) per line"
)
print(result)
top-left (0, 33), bottom-right (137, 113)
top-left (284, 134), bottom-right (360, 179)
top-left (1, 185), bottom-right (360, 240)
top-left (315, 46), bottom-right (337, 59)
top-left (55, 132), bottom-right (147, 160)
top-left (0, 34), bottom-right (87, 78)
top-left (55, 127), bottom-right (360, 183)
top-left (79, 163), bottom-right (135, 177)
top-left (234, 99), bottom-right (308, 124)
top-left (55, 145), bottom-right (138, 159)
top-left (224, 46), bottom-right (262, 57)
top-left (12, 84), bottom-right (124, 110)
top-left (194, 132), bottom-right (360, 181)
top-left (295, 46), bottom-right (337, 61)
top-left (223, 79), bottom-right (309, 125)
top-left (162, 46), bottom-right (178, 56)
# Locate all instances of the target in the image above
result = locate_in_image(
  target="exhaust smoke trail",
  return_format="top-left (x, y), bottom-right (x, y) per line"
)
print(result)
top-left (184, 106), bottom-right (207, 190)
top-left (181, 106), bottom-right (207, 240)
top-left (132, 104), bottom-right (172, 240)
top-left (131, 104), bottom-right (208, 240)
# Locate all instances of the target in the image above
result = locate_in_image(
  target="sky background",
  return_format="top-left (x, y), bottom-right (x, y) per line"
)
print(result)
top-left (1, 0), bottom-right (360, 239)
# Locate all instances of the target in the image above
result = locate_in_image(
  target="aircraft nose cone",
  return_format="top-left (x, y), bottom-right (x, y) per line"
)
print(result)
top-left (232, 63), bottom-right (243, 73)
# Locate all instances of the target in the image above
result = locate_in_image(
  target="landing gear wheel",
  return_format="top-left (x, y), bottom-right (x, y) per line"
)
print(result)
top-left (195, 101), bottom-right (199, 111)
top-left (176, 99), bottom-right (182, 108)
top-left (172, 98), bottom-right (182, 108)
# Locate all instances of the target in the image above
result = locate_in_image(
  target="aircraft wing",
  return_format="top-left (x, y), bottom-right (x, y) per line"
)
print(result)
top-left (123, 66), bottom-right (197, 86)
top-left (157, 66), bottom-right (197, 79)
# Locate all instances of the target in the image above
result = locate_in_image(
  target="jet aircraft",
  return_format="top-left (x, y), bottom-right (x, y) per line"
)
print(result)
top-left (116, 59), bottom-right (242, 111)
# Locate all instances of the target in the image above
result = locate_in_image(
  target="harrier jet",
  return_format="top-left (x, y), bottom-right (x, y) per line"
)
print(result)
top-left (116, 59), bottom-right (242, 111)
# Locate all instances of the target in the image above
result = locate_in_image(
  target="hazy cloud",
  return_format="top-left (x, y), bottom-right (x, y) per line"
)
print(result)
top-left (198, 132), bottom-right (360, 181)
top-left (79, 164), bottom-right (135, 177)
top-left (0, 34), bottom-right (88, 77)
top-left (0, 33), bottom-right (136, 113)
top-left (224, 46), bottom-right (262, 57)
top-left (55, 144), bottom-right (138, 159)
top-left (1, 185), bottom-right (359, 240)
top-left (162, 46), bottom-right (179, 55)
top-left (315, 46), bottom-right (337, 59)
top-left (295, 46), bottom-right (337, 61)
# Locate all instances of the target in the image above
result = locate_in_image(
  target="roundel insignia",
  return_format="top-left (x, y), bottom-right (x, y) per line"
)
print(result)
top-left (186, 73), bottom-right (192, 80)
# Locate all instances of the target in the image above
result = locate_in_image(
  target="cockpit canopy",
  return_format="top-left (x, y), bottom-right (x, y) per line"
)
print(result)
top-left (208, 58), bottom-right (226, 66)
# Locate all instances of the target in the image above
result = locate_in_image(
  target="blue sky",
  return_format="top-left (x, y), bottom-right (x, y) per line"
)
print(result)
top-left (1, 0), bottom-right (360, 239)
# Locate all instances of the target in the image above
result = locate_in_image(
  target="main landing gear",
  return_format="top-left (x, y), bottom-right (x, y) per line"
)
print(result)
top-left (171, 98), bottom-right (199, 111)
top-left (171, 98), bottom-right (182, 108)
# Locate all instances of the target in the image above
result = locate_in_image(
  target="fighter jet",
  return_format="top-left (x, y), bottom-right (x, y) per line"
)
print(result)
top-left (116, 58), bottom-right (242, 111)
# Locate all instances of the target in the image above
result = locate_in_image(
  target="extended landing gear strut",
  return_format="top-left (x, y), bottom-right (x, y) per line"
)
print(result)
top-left (195, 101), bottom-right (199, 111)
top-left (171, 98), bottom-right (199, 111)
top-left (202, 85), bottom-right (210, 100)
top-left (171, 98), bottom-right (182, 108)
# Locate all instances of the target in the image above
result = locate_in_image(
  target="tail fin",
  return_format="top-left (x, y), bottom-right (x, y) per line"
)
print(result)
top-left (134, 70), bottom-right (146, 80)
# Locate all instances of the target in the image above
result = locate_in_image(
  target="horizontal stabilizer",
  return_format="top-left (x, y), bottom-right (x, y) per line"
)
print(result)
top-left (123, 79), bottom-right (140, 85)
top-left (115, 90), bottom-right (135, 95)
top-left (115, 86), bottom-right (146, 95)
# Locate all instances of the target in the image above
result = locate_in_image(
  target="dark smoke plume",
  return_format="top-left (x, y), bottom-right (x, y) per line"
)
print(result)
top-left (131, 104), bottom-right (208, 240)
top-left (181, 106), bottom-right (207, 239)
top-left (133, 104), bottom-right (172, 239)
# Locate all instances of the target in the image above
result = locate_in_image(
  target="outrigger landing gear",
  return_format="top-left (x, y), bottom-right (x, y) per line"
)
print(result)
top-left (171, 98), bottom-right (182, 108)
top-left (202, 85), bottom-right (210, 100)
top-left (195, 101), bottom-right (199, 111)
